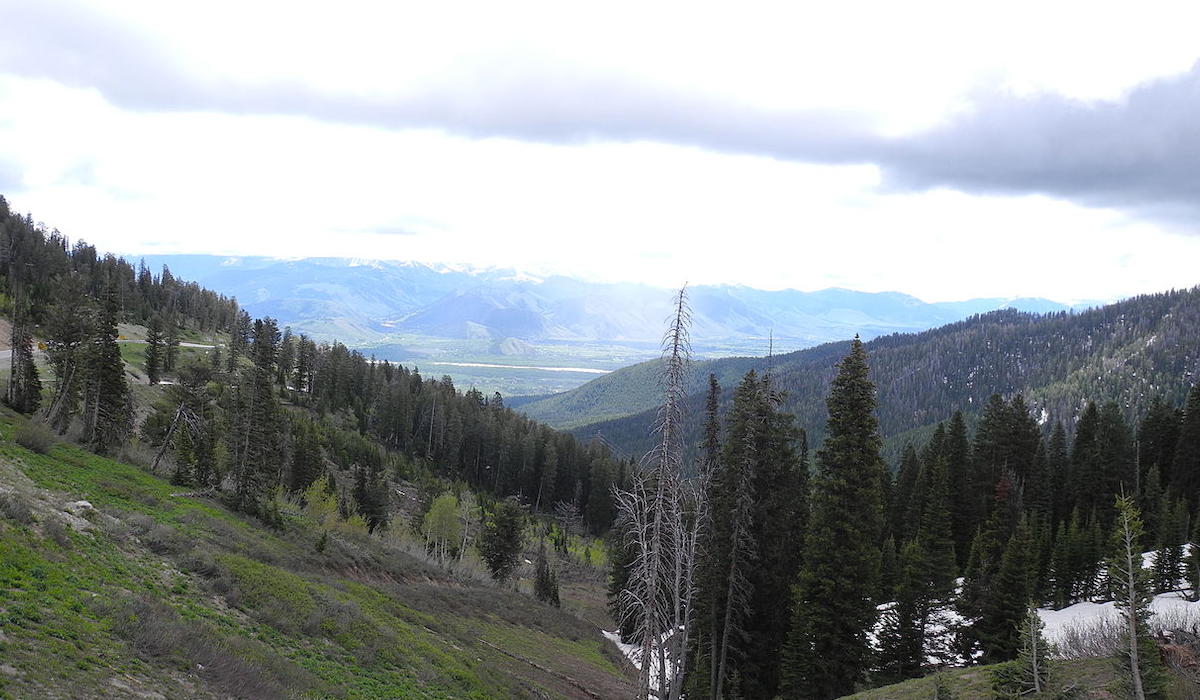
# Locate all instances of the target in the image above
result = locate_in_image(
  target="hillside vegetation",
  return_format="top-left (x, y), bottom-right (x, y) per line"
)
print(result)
top-left (0, 409), bottom-right (634, 700)
top-left (548, 288), bottom-right (1200, 461)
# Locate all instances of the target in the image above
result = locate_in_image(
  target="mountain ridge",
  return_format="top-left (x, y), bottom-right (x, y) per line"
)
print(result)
top-left (132, 254), bottom-right (1088, 348)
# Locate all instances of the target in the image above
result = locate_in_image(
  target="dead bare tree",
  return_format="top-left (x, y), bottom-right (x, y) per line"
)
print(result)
top-left (614, 285), bottom-right (706, 700)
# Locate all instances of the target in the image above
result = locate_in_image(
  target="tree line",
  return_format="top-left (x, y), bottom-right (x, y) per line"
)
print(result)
top-left (1, 195), bottom-right (629, 537)
top-left (572, 286), bottom-right (1200, 468)
top-left (612, 324), bottom-right (1199, 700)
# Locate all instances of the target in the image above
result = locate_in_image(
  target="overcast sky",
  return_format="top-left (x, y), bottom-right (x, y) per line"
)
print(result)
top-left (2, 1), bottom-right (1200, 303)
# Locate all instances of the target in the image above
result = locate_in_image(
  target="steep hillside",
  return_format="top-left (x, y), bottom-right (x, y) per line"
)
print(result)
top-left (549, 287), bottom-right (1200, 461)
top-left (0, 411), bottom-right (633, 700)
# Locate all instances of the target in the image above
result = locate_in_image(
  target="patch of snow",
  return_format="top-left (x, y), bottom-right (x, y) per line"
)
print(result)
top-left (601, 628), bottom-right (680, 692)
top-left (1039, 592), bottom-right (1200, 647)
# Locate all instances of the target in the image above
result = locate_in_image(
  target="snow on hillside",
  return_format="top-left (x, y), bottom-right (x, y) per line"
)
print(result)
top-left (1039, 592), bottom-right (1200, 649)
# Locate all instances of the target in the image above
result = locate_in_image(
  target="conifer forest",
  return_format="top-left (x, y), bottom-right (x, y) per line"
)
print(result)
top-left (2, 194), bottom-right (1200, 700)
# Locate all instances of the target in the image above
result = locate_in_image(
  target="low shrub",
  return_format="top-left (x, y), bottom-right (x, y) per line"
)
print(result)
top-left (43, 517), bottom-right (72, 548)
top-left (101, 594), bottom-right (324, 700)
top-left (0, 491), bottom-right (35, 524)
top-left (14, 420), bottom-right (56, 454)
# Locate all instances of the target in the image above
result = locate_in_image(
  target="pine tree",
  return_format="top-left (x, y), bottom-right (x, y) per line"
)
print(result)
top-left (945, 411), bottom-right (974, 569)
top-left (1174, 385), bottom-right (1200, 511)
top-left (288, 420), bottom-right (323, 493)
top-left (1141, 465), bottom-right (1164, 545)
top-left (978, 517), bottom-right (1035, 662)
top-left (232, 317), bottom-right (280, 513)
top-left (43, 274), bottom-right (92, 432)
top-left (5, 299), bottom-right (41, 415)
top-left (144, 314), bottom-right (163, 385)
top-left (707, 376), bottom-right (759, 700)
top-left (479, 498), bottom-right (524, 582)
top-left (919, 451), bottom-right (958, 605)
top-left (1150, 496), bottom-right (1187, 593)
top-left (172, 424), bottom-right (195, 486)
top-left (1109, 494), bottom-right (1167, 700)
top-left (781, 337), bottom-right (884, 700)
top-left (990, 605), bottom-right (1053, 699)
top-left (1046, 422), bottom-right (1070, 535)
top-left (874, 539), bottom-right (926, 683)
top-left (83, 279), bottom-right (130, 455)
top-left (957, 473), bottom-right (1017, 657)
top-left (352, 463), bottom-right (388, 533)
top-left (163, 316), bottom-right (180, 372)
top-left (1138, 396), bottom-right (1180, 493)
top-left (892, 443), bottom-right (922, 544)
top-left (534, 539), bottom-right (561, 606)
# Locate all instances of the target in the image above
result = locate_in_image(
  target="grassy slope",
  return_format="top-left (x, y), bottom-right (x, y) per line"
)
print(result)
top-left (840, 656), bottom-right (1200, 700)
top-left (0, 411), bottom-right (634, 700)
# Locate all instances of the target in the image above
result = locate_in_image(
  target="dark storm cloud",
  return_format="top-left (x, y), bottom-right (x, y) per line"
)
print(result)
top-left (5, 3), bottom-right (1200, 222)
top-left (878, 69), bottom-right (1200, 221)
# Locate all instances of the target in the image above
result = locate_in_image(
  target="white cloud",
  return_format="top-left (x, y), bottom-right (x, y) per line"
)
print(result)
top-left (2, 2), bottom-right (1200, 304)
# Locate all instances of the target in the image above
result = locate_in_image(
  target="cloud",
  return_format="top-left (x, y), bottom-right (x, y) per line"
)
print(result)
top-left (878, 67), bottom-right (1200, 223)
top-left (0, 155), bottom-right (25, 194)
top-left (5, 3), bottom-right (1200, 225)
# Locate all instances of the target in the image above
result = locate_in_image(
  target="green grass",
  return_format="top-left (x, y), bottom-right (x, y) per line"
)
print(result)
top-left (0, 410), bottom-right (635, 699)
top-left (839, 657), bottom-right (1125, 700)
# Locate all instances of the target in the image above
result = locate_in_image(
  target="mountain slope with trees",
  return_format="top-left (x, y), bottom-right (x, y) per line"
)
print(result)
top-left (559, 287), bottom-right (1200, 461)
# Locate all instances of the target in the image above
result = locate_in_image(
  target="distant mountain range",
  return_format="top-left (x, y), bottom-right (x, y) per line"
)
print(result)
top-left (135, 255), bottom-right (1094, 348)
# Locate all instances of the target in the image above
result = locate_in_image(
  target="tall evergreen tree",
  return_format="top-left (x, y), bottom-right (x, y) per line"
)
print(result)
top-left (5, 298), bottom-right (41, 414)
top-left (782, 337), bottom-right (884, 700)
top-left (977, 517), bottom-right (1035, 662)
top-left (534, 538), bottom-right (561, 606)
top-left (42, 274), bottom-right (92, 432)
top-left (874, 539), bottom-right (926, 683)
top-left (83, 279), bottom-right (130, 455)
top-left (945, 410), bottom-right (974, 568)
top-left (1072, 402), bottom-right (1135, 527)
top-left (144, 314), bottom-right (163, 385)
top-left (1138, 396), bottom-right (1180, 493)
top-left (1046, 422), bottom-right (1070, 534)
top-left (1150, 496), bottom-right (1187, 593)
top-left (696, 371), bottom-right (807, 700)
top-left (479, 498), bottom-right (524, 582)
top-left (232, 317), bottom-right (280, 512)
top-left (163, 316), bottom-right (180, 372)
top-left (1173, 385), bottom-right (1200, 510)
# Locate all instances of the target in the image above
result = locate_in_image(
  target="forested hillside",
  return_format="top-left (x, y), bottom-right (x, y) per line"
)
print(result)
top-left (0, 197), bottom-right (640, 696)
top-left (606, 303), bottom-right (1200, 700)
top-left (0, 195), bottom-right (628, 533)
top-left (562, 288), bottom-right (1200, 462)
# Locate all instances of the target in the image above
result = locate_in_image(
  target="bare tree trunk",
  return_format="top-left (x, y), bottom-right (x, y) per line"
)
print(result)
top-left (616, 286), bottom-right (695, 700)
top-left (1114, 496), bottom-right (1147, 700)
top-left (151, 404), bottom-right (187, 474)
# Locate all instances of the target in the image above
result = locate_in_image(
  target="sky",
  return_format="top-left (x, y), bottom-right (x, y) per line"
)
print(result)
top-left (2, 1), bottom-right (1200, 304)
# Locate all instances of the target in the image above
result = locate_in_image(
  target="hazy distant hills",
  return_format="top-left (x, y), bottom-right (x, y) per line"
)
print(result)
top-left (136, 255), bottom-right (1087, 347)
